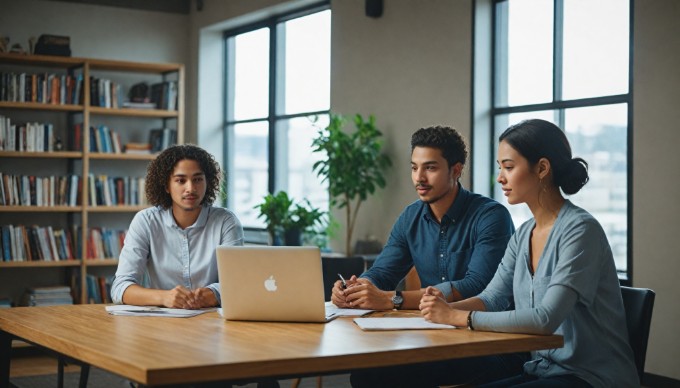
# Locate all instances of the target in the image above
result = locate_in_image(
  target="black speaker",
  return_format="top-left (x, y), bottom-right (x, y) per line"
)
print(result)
top-left (365, 0), bottom-right (383, 18)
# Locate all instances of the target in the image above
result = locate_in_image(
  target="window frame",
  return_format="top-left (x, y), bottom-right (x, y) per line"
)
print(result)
top-left (476, 0), bottom-right (634, 283)
top-left (221, 1), bottom-right (331, 227)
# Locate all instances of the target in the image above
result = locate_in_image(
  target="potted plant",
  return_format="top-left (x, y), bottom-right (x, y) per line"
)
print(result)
top-left (286, 199), bottom-right (328, 246)
top-left (254, 191), bottom-right (293, 246)
top-left (311, 113), bottom-right (392, 256)
top-left (254, 192), bottom-right (327, 246)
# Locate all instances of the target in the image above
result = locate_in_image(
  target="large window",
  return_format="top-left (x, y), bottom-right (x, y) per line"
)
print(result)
top-left (487, 0), bottom-right (632, 277)
top-left (223, 4), bottom-right (331, 228)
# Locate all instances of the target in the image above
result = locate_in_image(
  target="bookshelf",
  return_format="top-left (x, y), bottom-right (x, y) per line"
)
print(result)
top-left (0, 52), bottom-right (184, 305)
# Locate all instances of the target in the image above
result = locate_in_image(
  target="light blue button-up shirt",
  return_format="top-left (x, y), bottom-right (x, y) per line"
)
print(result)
top-left (111, 205), bottom-right (243, 305)
top-left (361, 185), bottom-right (514, 299)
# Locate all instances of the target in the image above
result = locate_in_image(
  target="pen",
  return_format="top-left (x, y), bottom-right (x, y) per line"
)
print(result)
top-left (338, 273), bottom-right (348, 289)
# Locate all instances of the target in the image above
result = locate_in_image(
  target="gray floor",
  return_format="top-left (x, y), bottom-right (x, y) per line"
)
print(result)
top-left (10, 367), bottom-right (352, 388)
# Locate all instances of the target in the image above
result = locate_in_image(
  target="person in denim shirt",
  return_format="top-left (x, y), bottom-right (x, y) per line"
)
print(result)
top-left (111, 144), bottom-right (243, 309)
top-left (340, 126), bottom-right (523, 387)
top-left (332, 125), bottom-right (513, 310)
top-left (421, 119), bottom-right (637, 387)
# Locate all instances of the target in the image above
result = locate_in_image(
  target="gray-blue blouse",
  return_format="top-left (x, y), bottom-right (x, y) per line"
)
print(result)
top-left (475, 200), bottom-right (638, 387)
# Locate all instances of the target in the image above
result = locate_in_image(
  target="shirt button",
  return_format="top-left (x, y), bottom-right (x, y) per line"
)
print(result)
top-left (442, 277), bottom-right (445, 281)
top-left (440, 254), bottom-right (443, 257)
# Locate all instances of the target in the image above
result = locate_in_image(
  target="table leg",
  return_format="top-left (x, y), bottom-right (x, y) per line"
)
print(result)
top-left (0, 330), bottom-right (12, 388)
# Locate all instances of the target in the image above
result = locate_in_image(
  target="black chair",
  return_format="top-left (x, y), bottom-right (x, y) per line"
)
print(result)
top-left (620, 285), bottom-right (655, 383)
top-left (321, 256), bottom-right (365, 301)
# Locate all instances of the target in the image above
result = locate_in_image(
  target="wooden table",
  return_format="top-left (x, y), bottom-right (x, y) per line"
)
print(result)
top-left (0, 305), bottom-right (563, 387)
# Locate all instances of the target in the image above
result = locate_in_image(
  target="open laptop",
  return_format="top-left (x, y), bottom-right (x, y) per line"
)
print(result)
top-left (216, 245), bottom-right (336, 323)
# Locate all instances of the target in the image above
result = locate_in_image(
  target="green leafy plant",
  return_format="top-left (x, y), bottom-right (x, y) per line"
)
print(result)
top-left (312, 113), bottom-right (392, 255)
top-left (254, 191), bottom-right (327, 246)
top-left (254, 191), bottom-right (294, 244)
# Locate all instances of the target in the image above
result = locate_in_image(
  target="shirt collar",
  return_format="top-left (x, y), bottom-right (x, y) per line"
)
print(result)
top-left (161, 205), bottom-right (209, 229)
top-left (421, 183), bottom-right (470, 224)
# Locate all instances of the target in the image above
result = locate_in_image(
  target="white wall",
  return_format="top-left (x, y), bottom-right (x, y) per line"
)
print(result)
top-left (0, 0), bottom-right (188, 63)
top-left (632, 0), bottom-right (680, 380)
top-left (330, 0), bottom-right (472, 250)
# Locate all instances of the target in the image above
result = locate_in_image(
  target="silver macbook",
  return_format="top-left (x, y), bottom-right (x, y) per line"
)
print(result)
top-left (216, 245), bottom-right (335, 323)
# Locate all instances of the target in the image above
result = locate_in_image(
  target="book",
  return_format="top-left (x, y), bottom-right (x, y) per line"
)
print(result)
top-left (22, 285), bottom-right (74, 306)
top-left (122, 101), bottom-right (156, 110)
top-left (124, 142), bottom-right (151, 154)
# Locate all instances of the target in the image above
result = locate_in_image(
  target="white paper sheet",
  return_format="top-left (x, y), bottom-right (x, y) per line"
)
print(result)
top-left (353, 317), bottom-right (457, 330)
top-left (325, 301), bottom-right (374, 318)
top-left (105, 305), bottom-right (216, 318)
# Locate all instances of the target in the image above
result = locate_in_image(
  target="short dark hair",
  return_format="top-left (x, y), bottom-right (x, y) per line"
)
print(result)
top-left (499, 119), bottom-right (589, 195)
top-left (145, 144), bottom-right (222, 209)
top-left (410, 125), bottom-right (468, 167)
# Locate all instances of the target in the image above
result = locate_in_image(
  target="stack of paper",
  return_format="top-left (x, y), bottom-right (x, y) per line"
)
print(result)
top-left (354, 317), bottom-right (457, 330)
top-left (105, 305), bottom-right (215, 318)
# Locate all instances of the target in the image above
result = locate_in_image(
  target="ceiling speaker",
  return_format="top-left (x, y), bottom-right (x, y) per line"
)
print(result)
top-left (365, 0), bottom-right (383, 18)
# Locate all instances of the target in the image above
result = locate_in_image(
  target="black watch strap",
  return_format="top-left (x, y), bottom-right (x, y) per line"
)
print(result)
top-left (392, 290), bottom-right (404, 310)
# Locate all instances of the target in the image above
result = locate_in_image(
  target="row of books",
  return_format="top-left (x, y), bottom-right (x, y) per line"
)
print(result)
top-left (90, 76), bottom-right (123, 109)
top-left (0, 224), bottom-right (128, 262)
top-left (1, 224), bottom-right (78, 262)
top-left (0, 72), bottom-right (83, 105)
top-left (71, 274), bottom-right (113, 304)
top-left (0, 172), bottom-right (81, 207)
top-left (2, 278), bottom-right (115, 307)
top-left (0, 72), bottom-right (178, 112)
top-left (68, 123), bottom-right (176, 153)
top-left (87, 227), bottom-right (126, 260)
top-left (149, 128), bottom-right (177, 152)
top-left (88, 174), bottom-right (147, 207)
top-left (0, 116), bottom-right (57, 152)
top-left (21, 286), bottom-right (74, 307)
top-left (88, 124), bottom-right (123, 153)
top-left (149, 81), bottom-right (178, 111)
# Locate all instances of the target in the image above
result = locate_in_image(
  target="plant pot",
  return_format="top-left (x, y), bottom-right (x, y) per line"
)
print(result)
top-left (284, 228), bottom-right (302, 246)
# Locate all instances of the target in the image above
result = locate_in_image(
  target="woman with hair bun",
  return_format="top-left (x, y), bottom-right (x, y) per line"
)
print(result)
top-left (420, 119), bottom-right (638, 387)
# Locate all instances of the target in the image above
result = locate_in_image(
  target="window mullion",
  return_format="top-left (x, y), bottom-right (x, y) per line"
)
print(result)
top-left (268, 23), bottom-right (278, 194)
top-left (554, 0), bottom-right (565, 127)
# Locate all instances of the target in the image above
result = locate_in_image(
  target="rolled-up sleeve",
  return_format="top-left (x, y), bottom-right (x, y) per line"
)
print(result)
top-left (111, 211), bottom-right (150, 304)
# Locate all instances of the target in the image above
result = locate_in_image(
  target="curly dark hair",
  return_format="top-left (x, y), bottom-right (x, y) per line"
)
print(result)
top-left (145, 144), bottom-right (222, 209)
top-left (411, 125), bottom-right (468, 167)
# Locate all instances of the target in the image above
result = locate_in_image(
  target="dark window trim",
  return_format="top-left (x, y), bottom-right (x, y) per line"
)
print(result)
top-left (487, 0), bottom-right (633, 282)
top-left (221, 1), bottom-right (330, 216)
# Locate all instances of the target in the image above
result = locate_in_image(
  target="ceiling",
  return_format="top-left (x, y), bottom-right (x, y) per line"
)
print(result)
top-left (46, 0), bottom-right (193, 14)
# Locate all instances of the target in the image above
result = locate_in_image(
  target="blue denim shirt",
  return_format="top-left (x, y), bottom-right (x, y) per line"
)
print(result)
top-left (361, 185), bottom-right (514, 299)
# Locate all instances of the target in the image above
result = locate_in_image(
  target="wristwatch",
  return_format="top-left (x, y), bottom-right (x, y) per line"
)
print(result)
top-left (391, 290), bottom-right (404, 310)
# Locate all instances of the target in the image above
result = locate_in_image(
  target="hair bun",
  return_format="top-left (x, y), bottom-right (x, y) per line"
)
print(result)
top-left (558, 158), bottom-right (589, 195)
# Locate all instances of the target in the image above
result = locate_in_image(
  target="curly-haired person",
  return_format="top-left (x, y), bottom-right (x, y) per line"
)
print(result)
top-left (111, 144), bottom-right (243, 309)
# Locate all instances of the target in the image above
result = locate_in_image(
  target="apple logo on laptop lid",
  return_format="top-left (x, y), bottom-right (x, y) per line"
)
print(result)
top-left (264, 275), bottom-right (277, 292)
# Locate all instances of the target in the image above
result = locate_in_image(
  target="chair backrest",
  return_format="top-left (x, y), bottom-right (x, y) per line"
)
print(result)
top-left (321, 256), bottom-right (365, 301)
top-left (620, 285), bottom-right (655, 381)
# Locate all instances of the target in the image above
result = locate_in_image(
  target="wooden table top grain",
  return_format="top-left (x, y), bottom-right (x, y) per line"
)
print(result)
top-left (0, 305), bottom-right (563, 386)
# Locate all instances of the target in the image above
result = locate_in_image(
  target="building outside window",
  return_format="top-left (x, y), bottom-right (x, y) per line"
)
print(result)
top-left (488, 0), bottom-right (631, 277)
top-left (223, 4), bottom-right (331, 229)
